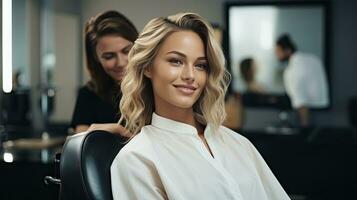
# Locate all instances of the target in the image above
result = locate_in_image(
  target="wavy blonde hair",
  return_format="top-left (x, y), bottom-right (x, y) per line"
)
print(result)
top-left (119, 12), bottom-right (230, 136)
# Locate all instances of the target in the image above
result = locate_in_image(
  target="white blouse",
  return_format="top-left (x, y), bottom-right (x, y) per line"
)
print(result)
top-left (111, 113), bottom-right (290, 200)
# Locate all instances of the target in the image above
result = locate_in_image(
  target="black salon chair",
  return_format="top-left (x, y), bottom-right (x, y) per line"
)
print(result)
top-left (47, 130), bottom-right (127, 200)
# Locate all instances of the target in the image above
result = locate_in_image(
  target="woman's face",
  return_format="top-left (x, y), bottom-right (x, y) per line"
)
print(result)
top-left (145, 30), bottom-right (208, 112)
top-left (96, 35), bottom-right (132, 82)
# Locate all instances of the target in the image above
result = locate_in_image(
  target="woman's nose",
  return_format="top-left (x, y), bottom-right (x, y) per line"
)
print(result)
top-left (181, 64), bottom-right (195, 82)
top-left (116, 54), bottom-right (127, 68)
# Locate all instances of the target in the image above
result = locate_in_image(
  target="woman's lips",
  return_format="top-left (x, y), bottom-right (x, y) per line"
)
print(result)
top-left (113, 70), bottom-right (125, 76)
top-left (173, 84), bottom-right (197, 95)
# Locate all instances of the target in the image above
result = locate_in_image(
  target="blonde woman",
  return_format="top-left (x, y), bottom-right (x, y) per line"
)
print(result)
top-left (110, 12), bottom-right (290, 200)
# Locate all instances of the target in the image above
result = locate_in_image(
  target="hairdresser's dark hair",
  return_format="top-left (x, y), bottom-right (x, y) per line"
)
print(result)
top-left (85, 10), bottom-right (138, 103)
top-left (276, 33), bottom-right (297, 53)
top-left (240, 58), bottom-right (254, 83)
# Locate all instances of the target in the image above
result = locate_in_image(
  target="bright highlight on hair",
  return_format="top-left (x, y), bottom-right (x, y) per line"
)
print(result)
top-left (2, 0), bottom-right (13, 93)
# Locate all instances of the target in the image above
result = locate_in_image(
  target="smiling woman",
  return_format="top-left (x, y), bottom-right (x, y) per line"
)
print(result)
top-left (70, 10), bottom-right (138, 134)
top-left (144, 31), bottom-right (208, 117)
top-left (95, 36), bottom-right (133, 82)
top-left (110, 12), bottom-right (291, 200)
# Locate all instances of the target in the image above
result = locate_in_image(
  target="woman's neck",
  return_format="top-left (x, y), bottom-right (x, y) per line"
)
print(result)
top-left (155, 107), bottom-right (203, 134)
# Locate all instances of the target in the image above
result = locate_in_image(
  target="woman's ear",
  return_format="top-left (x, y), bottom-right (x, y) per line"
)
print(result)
top-left (144, 66), bottom-right (152, 78)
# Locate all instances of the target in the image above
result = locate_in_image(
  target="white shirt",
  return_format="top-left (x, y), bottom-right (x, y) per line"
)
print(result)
top-left (283, 52), bottom-right (329, 109)
top-left (111, 113), bottom-right (290, 200)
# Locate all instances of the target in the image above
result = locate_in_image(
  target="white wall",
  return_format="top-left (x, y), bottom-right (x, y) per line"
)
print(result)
top-left (81, 0), bottom-right (224, 30)
top-left (51, 12), bottom-right (80, 122)
top-left (27, 0), bottom-right (43, 130)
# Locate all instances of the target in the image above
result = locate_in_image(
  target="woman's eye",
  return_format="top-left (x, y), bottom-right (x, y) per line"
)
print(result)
top-left (102, 54), bottom-right (115, 60)
top-left (195, 63), bottom-right (208, 71)
top-left (169, 58), bottom-right (183, 66)
top-left (122, 48), bottom-right (131, 55)
top-left (123, 44), bottom-right (133, 55)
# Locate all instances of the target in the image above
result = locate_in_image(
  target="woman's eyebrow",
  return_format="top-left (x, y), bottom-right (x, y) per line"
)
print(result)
top-left (166, 51), bottom-right (186, 58)
top-left (196, 57), bottom-right (207, 61)
top-left (102, 52), bottom-right (115, 55)
top-left (167, 51), bottom-right (207, 61)
top-left (123, 43), bottom-right (133, 51)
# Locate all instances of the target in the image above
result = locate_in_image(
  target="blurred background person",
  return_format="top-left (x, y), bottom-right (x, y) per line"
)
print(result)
top-left (71, 10), bottom-right (138, 134)
top-left (275, 33), bottom-right (329, 127)
top-left (240, 57), bottom-right (266, 94)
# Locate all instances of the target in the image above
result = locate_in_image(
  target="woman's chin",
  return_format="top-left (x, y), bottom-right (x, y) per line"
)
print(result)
top-left (111, 74), bottom-right (124, 82)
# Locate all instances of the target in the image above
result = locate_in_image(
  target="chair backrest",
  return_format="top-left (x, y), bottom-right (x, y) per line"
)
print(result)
top-left (59, 130), bottom-right (127, 200)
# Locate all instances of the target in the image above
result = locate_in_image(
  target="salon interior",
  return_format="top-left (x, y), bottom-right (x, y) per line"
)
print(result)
top-left (0, 0), bottom-right (356, 199)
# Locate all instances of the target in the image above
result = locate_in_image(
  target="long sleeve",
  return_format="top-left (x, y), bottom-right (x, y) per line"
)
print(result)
top-left (243, 138), bottom-right (291, 200)
top-left (110, 151), bottom-right (166, 200)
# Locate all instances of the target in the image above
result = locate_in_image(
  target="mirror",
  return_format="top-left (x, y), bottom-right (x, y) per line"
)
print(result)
top-left (226, 2), bottom-right (330, 109)
top-left (1, 0), bottom-right (81, 139)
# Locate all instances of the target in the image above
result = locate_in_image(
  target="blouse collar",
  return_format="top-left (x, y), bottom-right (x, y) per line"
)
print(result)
top-left (151, 112), bottom-right (208, 135)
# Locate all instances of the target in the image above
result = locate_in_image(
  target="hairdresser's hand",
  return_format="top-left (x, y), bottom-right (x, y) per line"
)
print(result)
top-left (87, 123), bottom-right (129, 137)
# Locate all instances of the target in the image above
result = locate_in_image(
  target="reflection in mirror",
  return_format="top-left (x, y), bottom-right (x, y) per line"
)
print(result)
top-left (227, 3), bottom-right (330, 109)
top-left (226, 2), bottom-right (331, 129)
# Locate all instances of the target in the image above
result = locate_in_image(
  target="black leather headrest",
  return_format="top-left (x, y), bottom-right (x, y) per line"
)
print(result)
top-left (59, 130), bottom-right (127, 200)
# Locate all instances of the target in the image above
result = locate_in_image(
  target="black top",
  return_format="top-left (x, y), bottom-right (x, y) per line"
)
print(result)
top-left (71, 85), bottom-right (120, 128)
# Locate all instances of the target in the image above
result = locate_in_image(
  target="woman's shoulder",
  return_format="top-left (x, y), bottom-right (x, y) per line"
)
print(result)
top-left (110, 129), bottom-right (159, 183)
top-left (216, 126), bottom-right (260, 158)
top-left (217, 125), bottom-right (252, 146)
top-left (114, 127), bottom-right (156, 162)
top-left (78, 84), bottom-right (96, 96)
top-left (76, 84), bottom-right (103, 104)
